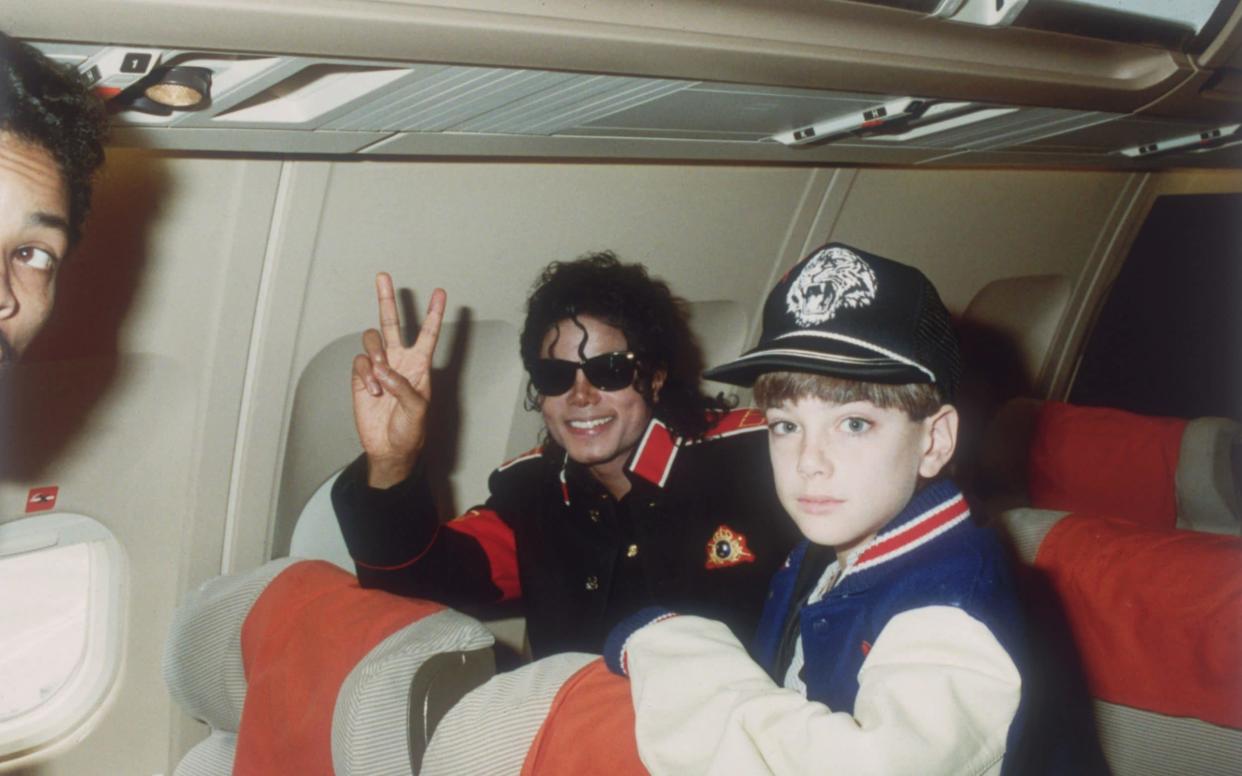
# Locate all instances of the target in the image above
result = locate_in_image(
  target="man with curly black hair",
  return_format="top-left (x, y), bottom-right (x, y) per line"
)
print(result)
top-left (0, 32), bottom-right (107, 366)
top-left (333, 254), bottom-right (800, 658)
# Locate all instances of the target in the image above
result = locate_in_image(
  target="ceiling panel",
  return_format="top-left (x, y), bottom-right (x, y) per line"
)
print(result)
top-left (27, 39), bottom-right (1240, 169)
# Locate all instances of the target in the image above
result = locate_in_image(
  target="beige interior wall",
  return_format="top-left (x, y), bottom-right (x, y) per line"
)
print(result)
top-left (2, 152), bottom-right (1198, 773)
top-left (825, 168), bottom-right (1136, 314)
top-left (265, 162), bottom-right (824, 559)
top-left (0, 151), bottom-right (282, 774)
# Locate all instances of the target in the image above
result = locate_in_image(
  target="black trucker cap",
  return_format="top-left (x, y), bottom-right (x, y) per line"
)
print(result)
top-left (704, 242), bottom-right (960, 400)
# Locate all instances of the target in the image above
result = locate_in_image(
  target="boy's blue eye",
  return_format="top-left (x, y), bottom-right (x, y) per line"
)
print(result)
top-left (843, 417), bottom-right (871, 434)
top-left (768, 420), bottom-right (797, 436)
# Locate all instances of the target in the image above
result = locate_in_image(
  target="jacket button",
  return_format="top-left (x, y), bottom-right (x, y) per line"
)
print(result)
top-left (585, 576), bottom-right (599, 591)
top-left (626, 544), bottom-right (639, 558)
top-left (587, 509), bottom-right (601, 522)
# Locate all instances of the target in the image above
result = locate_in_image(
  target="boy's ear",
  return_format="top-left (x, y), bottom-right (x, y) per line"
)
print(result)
top-left (918, 405), bottom-right (959, 479)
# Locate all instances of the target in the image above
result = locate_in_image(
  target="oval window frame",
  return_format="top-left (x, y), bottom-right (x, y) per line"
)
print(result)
top-left (0, 512), bottom-right (127, 764)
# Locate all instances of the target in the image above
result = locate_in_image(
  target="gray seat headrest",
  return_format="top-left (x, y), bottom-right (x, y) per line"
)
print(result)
top-left (1176, 417), bottom-right (1241, 535)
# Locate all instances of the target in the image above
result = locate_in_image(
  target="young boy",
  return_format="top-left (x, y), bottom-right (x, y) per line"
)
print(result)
top-left (604, 243), bottom-right (1027, 775)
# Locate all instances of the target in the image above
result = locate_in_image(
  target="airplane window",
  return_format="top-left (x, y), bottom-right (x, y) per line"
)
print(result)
top-left (0, 543), bottom-right (89, 721)
top-left (1070, 193), bottom-right (1242, 422)
top-left (0, 514), bottom-right (125, 762)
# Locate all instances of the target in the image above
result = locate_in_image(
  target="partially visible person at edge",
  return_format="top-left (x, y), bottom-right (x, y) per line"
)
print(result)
top-left (331, 253), bottom-right (801, 657)
top-left (0, 31), bottom-right (107, 367)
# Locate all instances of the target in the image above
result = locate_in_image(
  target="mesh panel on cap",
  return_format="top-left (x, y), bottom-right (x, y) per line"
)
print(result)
top-left (914, 280), bottom-right (960, 400)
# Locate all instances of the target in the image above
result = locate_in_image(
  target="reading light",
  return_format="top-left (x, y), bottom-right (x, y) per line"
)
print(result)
top-left (143, 66), bottom-right (212, 110)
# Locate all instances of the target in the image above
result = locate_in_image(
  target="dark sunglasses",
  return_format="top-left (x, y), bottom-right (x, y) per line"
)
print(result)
top-left (530, 351), bottom-right (639, 396)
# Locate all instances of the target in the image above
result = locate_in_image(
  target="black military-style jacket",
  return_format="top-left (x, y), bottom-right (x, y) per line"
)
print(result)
top-left (332, 409), bottom-right (801, 659)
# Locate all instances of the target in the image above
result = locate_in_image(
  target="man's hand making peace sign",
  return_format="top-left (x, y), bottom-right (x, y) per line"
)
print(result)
top-left (350, 273), bottom-right (447, 489)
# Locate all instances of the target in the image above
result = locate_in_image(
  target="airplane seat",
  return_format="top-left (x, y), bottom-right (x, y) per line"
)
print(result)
top-left (287, 468), bottom-right (353, 570)
top-left (961, 274), bottom-right (1071, 393)
top-left (955, 274), bottom-right (1070, 493)
top-left (1176, 416), bottom-right (1242, 535)
top-left (983, 400), bottom-right (1242, 776)
top-left (163, 558), bottom-right (495, 776)
top-left (980, 398), bottom-right (1241, 533)
top-left (423, 653), bottom-right (647, 776)
top-left (162, 557), bottom-right (299, 776)
top-left (287, 465), bottom-right (531, 657)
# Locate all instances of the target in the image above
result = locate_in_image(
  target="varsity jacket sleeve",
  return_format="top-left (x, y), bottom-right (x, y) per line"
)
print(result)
top-left (615, 608), bottom-right (1020, 776)
top-left (331, 453), bottom-right (523, 606)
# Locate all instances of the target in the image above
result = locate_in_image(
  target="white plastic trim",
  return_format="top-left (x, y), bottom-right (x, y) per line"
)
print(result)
top-left (0, 513), bottom-right (127, 764)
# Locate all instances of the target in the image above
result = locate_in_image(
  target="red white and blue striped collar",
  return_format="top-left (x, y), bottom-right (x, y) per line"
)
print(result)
top-left (839, 479), bottom-right (971, 583)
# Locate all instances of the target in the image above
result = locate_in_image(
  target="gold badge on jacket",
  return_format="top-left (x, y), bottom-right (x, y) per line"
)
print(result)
top-left (705, 525), bottom-right (756, 569)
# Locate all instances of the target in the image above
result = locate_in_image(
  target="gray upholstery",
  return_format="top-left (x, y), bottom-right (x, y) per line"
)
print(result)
top-left (170, 731), bottom-right (238, 776)
top-left (996, 507), bottom-right (1069, 562)
top-left (421, 652), bottom-right (598, 776)
top-left (165, 557), bottom-right (498, 776)
top-left (1176, 417), bottom-right (1242, 535)
top-left (989, 399), bottom-right (1242, 776)
top-left (163, 557), bottom-right (300, 776)
top-left (998, 505), bottom-right (1242, 776)
top-left (331, 609), bottom-right (494, 776)
top-left (407, 648), bottom-right (497, 772)
top-left (1095, 701), bottom-right (1242, 776)
top-left (978, 399), bottom-right (1242, 535)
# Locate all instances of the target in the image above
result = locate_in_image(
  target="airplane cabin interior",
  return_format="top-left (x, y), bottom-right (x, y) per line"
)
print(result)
top-left (1, 1), bottom-right (1239, 774)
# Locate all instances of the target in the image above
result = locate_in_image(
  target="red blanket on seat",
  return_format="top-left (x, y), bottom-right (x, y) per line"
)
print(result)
top-left (1035, 514), bottom-right (1242, 729)
top-left (1028, 401), bottom-right (1186, 530)
top-left (233, 560), bottom-right (443, 775)
top-left (521, 658), bottom-right (649, 775)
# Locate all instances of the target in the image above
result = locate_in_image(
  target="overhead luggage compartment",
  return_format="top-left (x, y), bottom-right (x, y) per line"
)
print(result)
top-left (9, 0), bottom-right (1242, 166)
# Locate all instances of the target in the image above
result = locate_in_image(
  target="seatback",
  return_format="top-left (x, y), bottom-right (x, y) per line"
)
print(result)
top-left (1001, 509), bottom-right (1242, 776)
top-left (981, 399), bottom-right (1241, 534)
top-left (955, 274), bottom-right (1071, 493)
top-left (163, 559), bottom-right (495, 776)
top-left (423, 653), bottom-right (648, 776)
top-left (961, 274), bottom-right (1071, 395)
top-left (988, 401), bottom-right (1242, 776)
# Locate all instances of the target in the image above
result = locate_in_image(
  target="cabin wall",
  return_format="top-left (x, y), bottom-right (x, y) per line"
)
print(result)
top-left (0, 155), bottom-right (281, 775)
top-left (1, 151), bottom-right (1186, 773)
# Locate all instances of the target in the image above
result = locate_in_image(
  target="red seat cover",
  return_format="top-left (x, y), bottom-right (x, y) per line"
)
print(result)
top-left (521, 658), bottom-right (649, 775)
top-left (234, 560), bottom-right (443, 775)
top-left (1028, 401), bottom-right (1186, 530)
top-left (1034, 514), bottom-right (1242, 729)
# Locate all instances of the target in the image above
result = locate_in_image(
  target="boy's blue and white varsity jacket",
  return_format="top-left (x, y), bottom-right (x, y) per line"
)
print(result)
top-left (607, 480), bottom-right (1029, 776)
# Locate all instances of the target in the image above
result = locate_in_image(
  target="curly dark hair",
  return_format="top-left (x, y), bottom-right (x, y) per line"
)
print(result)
top-left (519, 251), bottom-right (732, 442)
top-left (0, 32), bottom-right (107, 244)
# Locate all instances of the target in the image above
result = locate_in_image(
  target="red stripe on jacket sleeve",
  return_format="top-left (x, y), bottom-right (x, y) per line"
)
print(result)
top-left (446, 509), bottom-right (522, 601)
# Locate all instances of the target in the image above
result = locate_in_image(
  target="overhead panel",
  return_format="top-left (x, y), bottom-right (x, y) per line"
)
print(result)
top-left (452, 75), bottom-right (695, 135)
top-left (321, 67), bottom-right (572, 132)
top-left (851, 0), bottom-right (1240, 50)
top-left (565, 84), bottom-right (884, 141)
top-left (27, 39), bottom-right (1240, 169)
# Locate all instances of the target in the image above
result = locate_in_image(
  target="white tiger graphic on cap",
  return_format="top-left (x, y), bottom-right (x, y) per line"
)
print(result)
top-left (785, 245), bottom-right (878, 327)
